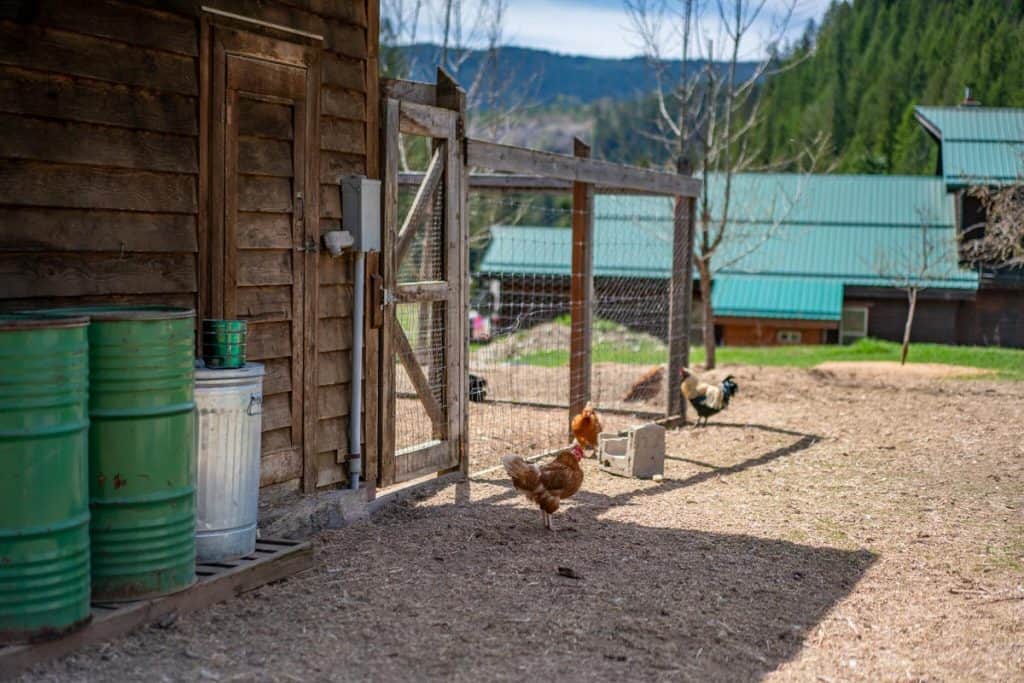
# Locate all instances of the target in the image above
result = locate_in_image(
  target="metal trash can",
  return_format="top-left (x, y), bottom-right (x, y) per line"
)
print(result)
top-left (194, 362), bottom-right (264, 562)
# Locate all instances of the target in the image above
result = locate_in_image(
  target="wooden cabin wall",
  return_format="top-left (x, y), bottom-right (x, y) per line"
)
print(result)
top-left (0, 0), bottom-right (379, 491)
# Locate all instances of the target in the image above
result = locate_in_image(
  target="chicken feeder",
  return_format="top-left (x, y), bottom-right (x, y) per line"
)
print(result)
top-left (0, 315), bottom-right (92, 643)
top-left (194, 361), bottom-right (264, 563)
top-left (597, 423), bottom-right (666, 479)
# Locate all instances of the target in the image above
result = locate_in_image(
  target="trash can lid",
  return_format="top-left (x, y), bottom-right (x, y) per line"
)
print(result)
top-left (194, 360), bottom-right (265, 381)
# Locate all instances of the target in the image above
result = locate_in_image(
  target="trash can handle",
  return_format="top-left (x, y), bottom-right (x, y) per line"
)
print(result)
top-left (246, 394), bottom-right (263, 416)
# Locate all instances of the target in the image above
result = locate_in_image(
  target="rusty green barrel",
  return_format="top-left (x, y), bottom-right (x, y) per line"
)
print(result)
top-left (0, 315), bottom-right (91, 642)
top-left (39, 307), bottom-right (197, 601)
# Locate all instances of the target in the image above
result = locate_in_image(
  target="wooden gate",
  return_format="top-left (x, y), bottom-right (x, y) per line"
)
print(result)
top-left (379, 83), bottom-right (468, 486)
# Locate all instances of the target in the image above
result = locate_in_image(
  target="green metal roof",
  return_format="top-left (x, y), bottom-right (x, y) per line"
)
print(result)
top-left (914, 106), bottom-right (1024, 188)
top-left (476, 173), bottom-right (980, 321)
top-left (712, 276), bottom-right (845, 321)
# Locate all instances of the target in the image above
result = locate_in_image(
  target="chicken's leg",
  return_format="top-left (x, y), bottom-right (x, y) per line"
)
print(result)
top-left (544, 511), bottom-right (555, 531)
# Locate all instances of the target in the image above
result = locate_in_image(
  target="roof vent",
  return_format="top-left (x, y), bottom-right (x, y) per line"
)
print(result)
top-left (960, 86), bottom-right (981, 107)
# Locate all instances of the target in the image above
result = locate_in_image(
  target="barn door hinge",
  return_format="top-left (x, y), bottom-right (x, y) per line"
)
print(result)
top-left (295, 237), bottom-right (318, 253)
top-left (382, 288), bottom-right (396, 306)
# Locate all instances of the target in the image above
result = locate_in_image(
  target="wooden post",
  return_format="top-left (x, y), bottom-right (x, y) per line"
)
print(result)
top-left (667, 157), bottom-right (695, 420)
top-left (569, 138), bottom-right (594, 433)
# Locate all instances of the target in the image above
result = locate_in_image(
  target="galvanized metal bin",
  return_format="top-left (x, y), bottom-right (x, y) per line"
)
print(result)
top-left (0, 315), bottom-right (91, 643)
top-left (36, 306), bottom-right (197, 602)
top-left (194, 362), bottom-right (264, 563)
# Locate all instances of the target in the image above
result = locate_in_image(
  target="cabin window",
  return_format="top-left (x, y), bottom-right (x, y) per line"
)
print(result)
top-left (840, 306), bottom-right (869, 344)
top-left (776, 330), bottom-right (802, 344)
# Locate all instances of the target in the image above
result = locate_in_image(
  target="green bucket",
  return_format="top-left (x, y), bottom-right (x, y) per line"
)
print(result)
top-left (201, 319), bottom-right (247, 369)
top-left (34, 306), bottom-right (197, 602)
top-left (0, 315), bottom-right (91, 642)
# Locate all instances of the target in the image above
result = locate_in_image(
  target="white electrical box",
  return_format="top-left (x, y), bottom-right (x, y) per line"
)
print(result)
top-left (341, 176), bottom-right (381, 253)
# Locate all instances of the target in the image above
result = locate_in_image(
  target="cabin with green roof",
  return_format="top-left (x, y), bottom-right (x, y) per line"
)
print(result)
top-left (477, 105), bottom-right (1023, 348)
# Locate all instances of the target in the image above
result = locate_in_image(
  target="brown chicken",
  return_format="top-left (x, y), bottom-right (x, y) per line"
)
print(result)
top-left (570, 402), bottom-right (602, 450)
top-left (502, 444), bottom-right (584, 530)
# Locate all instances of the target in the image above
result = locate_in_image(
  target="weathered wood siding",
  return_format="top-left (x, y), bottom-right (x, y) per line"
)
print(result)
top-left (0, 0), bottom-right (378, 490)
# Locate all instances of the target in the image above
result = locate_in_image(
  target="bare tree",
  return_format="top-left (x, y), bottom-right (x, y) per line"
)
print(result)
top-left (625, 0), bottom-right (827, 368)
top-left (964, 182), bottom-right (1024, 270)
top-left (873, 212), bottom-right (949, 365)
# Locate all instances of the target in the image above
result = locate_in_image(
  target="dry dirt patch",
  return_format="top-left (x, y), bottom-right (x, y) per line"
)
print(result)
top-left (814, 360), bottom-right (992, 379)
top-left (19, 366), bottom-right (1024, 682)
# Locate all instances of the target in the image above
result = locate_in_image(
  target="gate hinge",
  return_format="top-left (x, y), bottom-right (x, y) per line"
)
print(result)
top-left (382, 288), bottom-right (396, 306)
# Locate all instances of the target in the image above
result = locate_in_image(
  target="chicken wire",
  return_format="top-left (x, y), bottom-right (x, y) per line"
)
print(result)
top-left (468, 193), bottom-right (691, 466)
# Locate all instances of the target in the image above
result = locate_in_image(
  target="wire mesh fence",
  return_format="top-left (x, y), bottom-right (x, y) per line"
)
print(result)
top-left (466, 193), bottom-right (693, 471)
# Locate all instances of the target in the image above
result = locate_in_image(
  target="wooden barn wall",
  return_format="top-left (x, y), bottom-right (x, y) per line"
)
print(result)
top-left (0, 0), bottom-right (379, 491)
top-left (957, 288), bottom-right (1024, 348)
top-left (846, 296), bottom-right (961, 345)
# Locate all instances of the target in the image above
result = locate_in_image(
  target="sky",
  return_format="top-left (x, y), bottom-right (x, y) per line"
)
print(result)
top-left (402, 0), bottom-right (834, 60)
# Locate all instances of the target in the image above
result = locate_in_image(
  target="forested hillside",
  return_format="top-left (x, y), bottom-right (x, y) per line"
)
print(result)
top-left (755, 0), bottom-right (1024, 175)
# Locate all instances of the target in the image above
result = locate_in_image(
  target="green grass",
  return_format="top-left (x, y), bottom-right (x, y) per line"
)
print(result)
top-left (510, 337), bottom-right (1024, 380)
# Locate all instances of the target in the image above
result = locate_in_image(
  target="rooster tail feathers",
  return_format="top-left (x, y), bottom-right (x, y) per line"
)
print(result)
top-left (502, 454), bottom-right (539, 489)
top-left (720, 376), bottom-right (739, 405)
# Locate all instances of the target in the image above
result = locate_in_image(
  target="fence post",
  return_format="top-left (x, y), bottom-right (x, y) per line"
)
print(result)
top-left (667, 157), bottom-right (695, 421)
top-left (569, 137), bottom-right (594, 434)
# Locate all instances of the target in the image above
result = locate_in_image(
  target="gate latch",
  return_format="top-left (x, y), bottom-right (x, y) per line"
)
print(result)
top-left (382, 288), bottom-right (396, 306)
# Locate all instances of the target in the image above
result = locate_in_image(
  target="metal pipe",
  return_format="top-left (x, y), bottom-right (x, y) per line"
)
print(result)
top-left (348, 251), bottom-right (365, 490)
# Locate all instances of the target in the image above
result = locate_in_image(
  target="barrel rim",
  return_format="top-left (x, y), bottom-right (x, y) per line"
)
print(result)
top-left (31, 306), bottom-right (195, 321)
top-left (0, 315), bottom-right (90, 331)
top-left (195, 360), bottom-right (265, 379)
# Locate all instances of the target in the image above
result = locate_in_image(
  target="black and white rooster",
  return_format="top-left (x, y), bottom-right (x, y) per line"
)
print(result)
top-left (679, 368), bottom-right (738, 427)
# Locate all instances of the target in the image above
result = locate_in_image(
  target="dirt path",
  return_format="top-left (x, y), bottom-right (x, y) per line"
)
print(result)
top-left (20, 367), bottom-right (1024, 682)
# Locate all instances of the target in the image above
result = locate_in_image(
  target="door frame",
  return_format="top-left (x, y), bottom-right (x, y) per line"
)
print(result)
top-left (378, 96), bottom-right (467, 486)
top-left (199, 17), bottom-right (322, 492)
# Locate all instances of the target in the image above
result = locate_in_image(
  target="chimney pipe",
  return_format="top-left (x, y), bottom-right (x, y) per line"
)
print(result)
top-left (961, 86), bottom-right (980, 107)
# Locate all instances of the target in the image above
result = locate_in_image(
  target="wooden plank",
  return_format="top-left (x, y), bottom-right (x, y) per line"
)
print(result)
top-left (440, 68), bottom-right (471, 475)
top-left (198, 17), bottom-right (211, 341)
top-left (321, 116), bottom-right (365, 154)
top-left (322, 53), bottom-right (365, 91)
top-left (228, 55), bottom-right (306, 99)
top-left (393, 324), bottom-right (446, 438)
top-left (247, 321), bottom-right (292, 359)
top-left (321, 184), bottom-right (341, 219)
top-left (315, 450), bottom-right (346, 488)
top-left (399, 101), bottom-right (456, 138)
top-left (362, 4), bottom-right (379, 488)
top-left (260, 357), bottom-right (292, 395)
top-left (379, 98), bottom-right (399, 488)
top-left (262, 426), bottom-right (292, 453)
top-left (238, 176), bottom-right (293, 213)
top-left (467, 139), bottom-right (703, 197)
top-left (322, 86), bottom-right (365, 120)
top-left (395, 146), bottom-right (444, 265)
top-left (0, 113), bottom-right (197, 173)
top-left (319, 251), bottom-right (351, 284)
top-left (318, 284), bottom-right (354, 318)
top-left (260, 446), bottom-right (302, 487)
top-left (209, 22), bottom-right (228, 320)
top-left (381, 79), bottom-right (434, 106)
top-left (277, 0), bottom-right (367, 26)
top-left (237, 250), bottom-right (293, 287)
top-left (316, 418), bottom-right (347, 454)
top-left (667, 186), bottom-right (695, 420)
top-left (569, 138), bottom-right (594, 428)
top-left (317, 384), bottom-right (350, 419)
top-left (18, 0), bottom-right (199, 56)
top-left (318, 350), bottom-right (351, 386)
top-left (0, 540), bottom-right (313, 678)
top-left (0, 253), bottom-right (195, 299)
top-left (236, 285), bottom-right (292, 321)
top-left (238, 137), bottom-right (293, 177)
top-left (0, 65), bottom-right (196, 135)
top-left (0, 209), bottom-right (196, 253)
top-left (395, 281), bottom-right (449, 303)
top-left (318, 317), bottom-right (353, 352)
top-left (238, 213), bottom-right (292, 249)
top-left (301, 61), bottom-right (322, 496)
top-left (320, 150), bottom-right (366, 184)
top-left (0, 160), bottom-right (196, 212)
top-left (238, 99), bottom-right (293, 140)
top-left (0, 292), bottom-right (196, 313)
top-left (394, 440), bottom-right (447, 484)
top-left (0, 22), bottom-right (197, 96)
top-left (399, 172), bottom-right (571, 192)
top-left (262, 392), bottom-right (293, 431)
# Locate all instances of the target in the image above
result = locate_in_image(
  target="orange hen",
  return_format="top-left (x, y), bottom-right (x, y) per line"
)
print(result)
top-left (502, 444), bottom-right (584, 530)
top-left (571, 402), bottom-right (602, 450)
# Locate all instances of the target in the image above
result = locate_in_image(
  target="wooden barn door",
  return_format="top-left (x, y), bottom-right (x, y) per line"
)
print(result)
top-left (207, 26), bottom-right (320, 491)
top-left (379, 96), bottom-right (467, 486)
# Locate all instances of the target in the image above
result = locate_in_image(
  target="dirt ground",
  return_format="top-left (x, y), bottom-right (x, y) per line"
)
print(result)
top-left (20, 365), bottom-right (1024, 682)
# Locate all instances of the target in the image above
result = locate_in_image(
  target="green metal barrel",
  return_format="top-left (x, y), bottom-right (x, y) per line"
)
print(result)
top-left (39, 306), bottom-right (197, 601)
top-left (0, 315), bottom-right (91, 643)
top-left (201, 319), bottom-right (247, 369)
